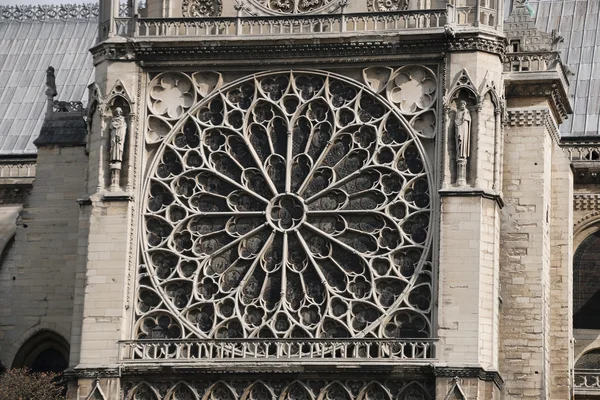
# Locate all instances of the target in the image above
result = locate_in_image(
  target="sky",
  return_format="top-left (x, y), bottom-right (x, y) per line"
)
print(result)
top-left (0, 0), bottom-right (89, 4)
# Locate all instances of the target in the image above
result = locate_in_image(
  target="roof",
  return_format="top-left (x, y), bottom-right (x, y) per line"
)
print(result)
top-left (528, 0), bottom-right (600, 136)
top-left (0, 4), bottom-right (98, 156)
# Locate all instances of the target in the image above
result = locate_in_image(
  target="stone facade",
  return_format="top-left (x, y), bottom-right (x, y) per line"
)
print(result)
top-left (2, 0), bottom-right (600, 399)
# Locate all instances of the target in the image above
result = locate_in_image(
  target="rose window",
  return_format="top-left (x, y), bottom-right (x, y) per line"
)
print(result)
top-left (138, 70), bottom-right (434, 342)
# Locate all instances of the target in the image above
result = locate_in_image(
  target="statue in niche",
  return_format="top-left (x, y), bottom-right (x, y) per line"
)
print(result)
top-left (454, 100), bottom-right (471, 159)
top-left (110, 107), bottom-right (127, 163)
top-left (109, 107), bottom-right (127, 191)
top-left (454, 100), bottom-right (471, 186)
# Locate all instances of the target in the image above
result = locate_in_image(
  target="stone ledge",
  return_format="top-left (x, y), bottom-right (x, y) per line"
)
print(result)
top-left (439, 187), bottom-right (504, 208)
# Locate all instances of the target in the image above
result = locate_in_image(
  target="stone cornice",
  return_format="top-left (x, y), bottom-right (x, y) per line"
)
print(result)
top-left (504, 75), bottom-right (571, 126)
top-left (507, 108), bottom-right (560, 145)
top-left (0, 158), bottom-right (36, 186)
top-left (439, 188), bottom-right (504, 208)
top-left (560, 136), bottom-right (600, 184)
top-left (91, 32), bottom-right (506, 66)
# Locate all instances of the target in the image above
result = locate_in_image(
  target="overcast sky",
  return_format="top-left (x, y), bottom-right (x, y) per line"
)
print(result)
top-left (1, 0), bottom-right (89, 5)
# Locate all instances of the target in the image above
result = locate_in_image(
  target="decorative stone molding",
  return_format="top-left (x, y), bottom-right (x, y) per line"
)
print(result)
top-left (240, 0), bottom-right (341, 16)
top-left (0, 3), bottom-right (99, 21)
top-left (0, 162), bottom-right (36, 181)
top-left (367, 0), bottom-right (409, 12)
top-left (574, 194), bottom-right (600, 211)
top-left (447, 37), bottom-right (506, 55)
top-left (432, 367), bottom-right (504, 390)
top-left (574, 210), bottom-right (600, 235)
top-left (122, 378), bottom-right (435, 400)
top-left (92, 33), bottom-right (506, 65)
top-left (439, 188), bottom-right (504, 208)
top-left (182, 0), bottom-right (223, 17)
top-left (507, 108), bottom-right (548, 127)
top-left (507, 108), bottom-right (560, 145)
top-left (505, 82), bottom-right (569, 124)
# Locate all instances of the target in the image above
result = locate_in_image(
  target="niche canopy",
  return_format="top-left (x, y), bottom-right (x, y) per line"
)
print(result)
top-left (139, 70), bottom-right (434, 343)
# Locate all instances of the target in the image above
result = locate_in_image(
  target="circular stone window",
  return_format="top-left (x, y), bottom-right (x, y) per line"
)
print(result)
top-left (138, 70), bottom-right (433, 341)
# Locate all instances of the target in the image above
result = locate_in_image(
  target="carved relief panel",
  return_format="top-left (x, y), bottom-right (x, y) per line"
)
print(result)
top-left (136, 68), bottom-right (439, 353)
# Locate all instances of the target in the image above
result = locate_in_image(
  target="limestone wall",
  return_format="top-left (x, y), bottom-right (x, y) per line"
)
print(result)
top-left (0, 145), bottom-right (87, 368)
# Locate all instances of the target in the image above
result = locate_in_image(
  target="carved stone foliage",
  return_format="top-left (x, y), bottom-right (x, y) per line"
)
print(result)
top-left (138, 70), bottom-right (433, 343)
top-left (363, 66), bottom-right (438, 139)
top-left (367, 0), bottom-right (408, 12)
top-left (182, 0), bottom-right (222, 17)
top-left (245, 0), bottom-right (339, 15)
top-left (123, 379), bottom-right (434, 400)
top-left (0, 3), bottom-right (99, 21)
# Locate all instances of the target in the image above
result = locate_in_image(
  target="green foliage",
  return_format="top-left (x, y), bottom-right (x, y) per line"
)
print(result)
top-left (0, 368), bottom-right (65, 400)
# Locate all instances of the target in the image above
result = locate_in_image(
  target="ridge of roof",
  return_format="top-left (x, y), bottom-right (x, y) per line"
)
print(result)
top-left (0, 3), bottom-right (99, 22)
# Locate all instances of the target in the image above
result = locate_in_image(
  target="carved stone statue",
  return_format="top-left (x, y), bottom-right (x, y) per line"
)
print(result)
top-left (45, 66), bottom-right (57, 98)
top-left (454, 100), bottom-right (471, 160)
top-left (109, 107), bottom-right (127, 191)
top-left (110, 107), bottom-right (127, 163)
top-left (454, 100), bottom-right (471, 187)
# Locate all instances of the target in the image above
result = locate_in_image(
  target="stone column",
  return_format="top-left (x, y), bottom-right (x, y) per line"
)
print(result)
top-left (437, 50), bottom-right (503, 398)
top-left (68, 61), bottom-right (140, 400)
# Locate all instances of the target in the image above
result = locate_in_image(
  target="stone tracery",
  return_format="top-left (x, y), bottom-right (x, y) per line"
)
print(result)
top-left (245, 0), bottom-right (338, 15)
top-left (138, 70), bottom-right (433, 344)
top-left (124, 379), bottom-right (434, 400)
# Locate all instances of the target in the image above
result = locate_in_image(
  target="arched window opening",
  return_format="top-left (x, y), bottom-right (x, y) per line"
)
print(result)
top-left (575, 349), bottom-right (600, 370)
top-left (12, 331), bottom-right (69, 373)
top-left (574, 231), bottom-right (600, 329)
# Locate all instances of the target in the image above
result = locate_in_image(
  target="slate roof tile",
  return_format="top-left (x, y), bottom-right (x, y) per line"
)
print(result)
top-left (529, 0), bottom-right (600, 135)
top-left (0, 4), bottom-right (97, 155)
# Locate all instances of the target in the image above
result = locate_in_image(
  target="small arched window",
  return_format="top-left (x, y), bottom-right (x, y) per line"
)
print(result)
top-left (574, 231), bottom-right (600, 329)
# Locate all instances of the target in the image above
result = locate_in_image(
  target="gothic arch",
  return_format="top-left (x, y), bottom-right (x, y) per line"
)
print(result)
top-left (6, 323), bottom-right (71, 370)
top-left (11, 330), bottom-right (69, 372)
top-left (444, 69), bottom-right (480, 109)
top-left (574, 212), bottom-right (600, 250)
top-left (575, 347), bottom-right (600, 369)
top-left (573, 230), bottom-right (600, 329)
top-left (136, 69), bottom-right (435, 345)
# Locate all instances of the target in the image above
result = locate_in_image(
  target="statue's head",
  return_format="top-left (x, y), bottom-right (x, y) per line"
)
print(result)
top-left (458, 100), bottom-right (466, 110)
top-left (114, 107), bottom-right (123, 117)
top-left (46, 66), bottom-right (54, 74)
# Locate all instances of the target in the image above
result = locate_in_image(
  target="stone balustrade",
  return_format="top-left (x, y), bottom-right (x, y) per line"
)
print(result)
top-left (561, 138), bottom-right (600, 162)
top-left (109, 10), bottom-right (448, 39)
top-left (575, 370), bottom-right (600, 395)
top-left (118, 338), bottom-right (437, 363)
